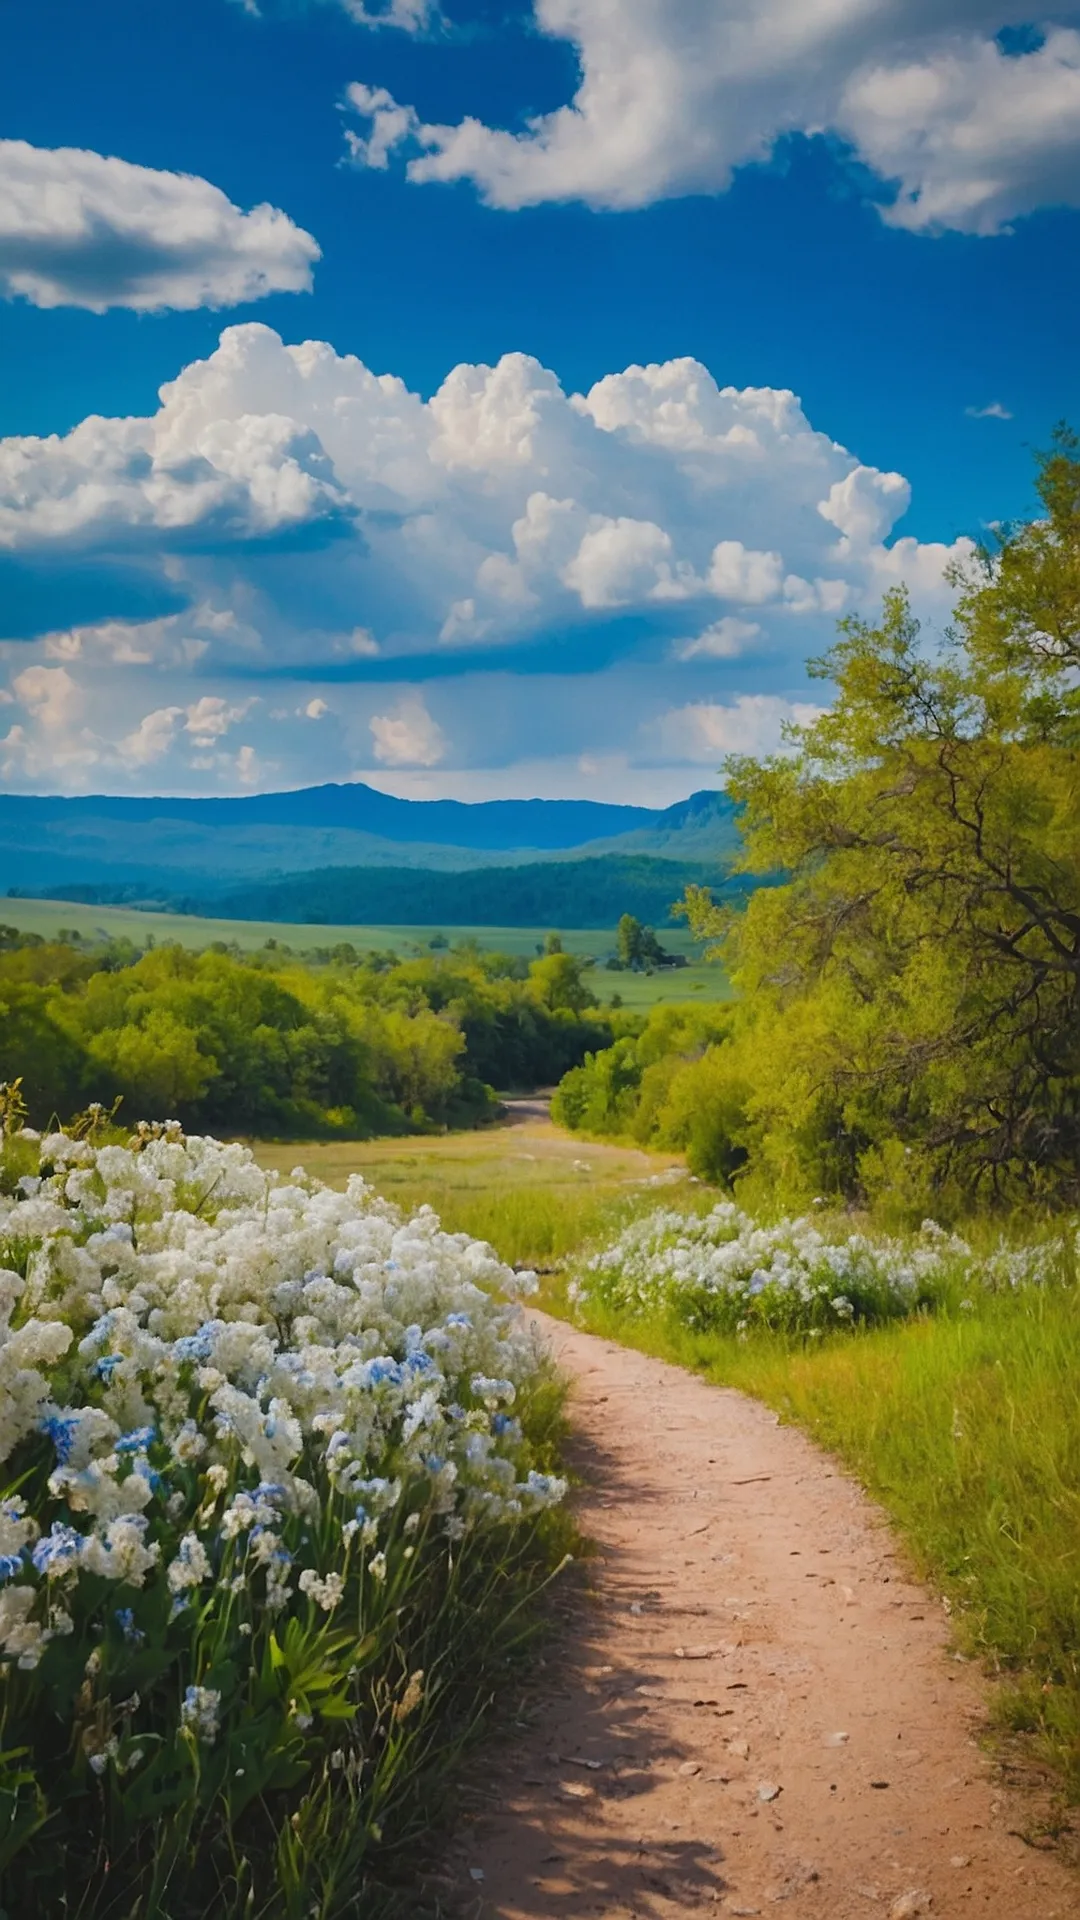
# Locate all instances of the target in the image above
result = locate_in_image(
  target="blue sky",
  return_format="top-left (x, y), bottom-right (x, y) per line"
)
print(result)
top-left (1, 0), bottom-right (1078, 803)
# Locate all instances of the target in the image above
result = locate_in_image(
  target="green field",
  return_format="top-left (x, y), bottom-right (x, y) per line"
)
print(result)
top-left (0, 896), bottom-right (728, 1006)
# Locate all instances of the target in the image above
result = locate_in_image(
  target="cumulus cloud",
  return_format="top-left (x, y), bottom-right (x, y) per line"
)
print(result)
top-left (654, 694), bottom-right (828, 763)
top-left (0, 139), bottom-right (320, 313)
top-left (0, 325), bottom-right (968, 642)
top-left (342, 5), bottom-right (1080, 233)
top-left (119, 706), bottom-right (184, 767)
top-left (673, 616), bottom-right (761, 662)
top-left (966, 400), bottom-right (1013, 419)
top-left (184, 695), bottom-right (255, 746)
top-left (0, 324), bottom-right (973, 796)
top-left (369, 692), bottom-right (446, 766)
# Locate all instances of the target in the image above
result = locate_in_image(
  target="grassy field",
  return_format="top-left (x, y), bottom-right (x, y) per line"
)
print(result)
top-left (0, 896), bottom-right (728, 1007)
top-left (253, 1111), bottom-right (696, 1270)
top-left (255, 1117), bottom-right (1080, 1815)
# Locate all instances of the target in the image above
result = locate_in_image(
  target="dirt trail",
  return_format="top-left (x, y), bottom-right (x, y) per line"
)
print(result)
top-left (446, 1315), bottom-right (1075, 1920)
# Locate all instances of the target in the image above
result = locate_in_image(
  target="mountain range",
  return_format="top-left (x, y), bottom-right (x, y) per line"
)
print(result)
top-left (0, 783), bottom-right (741, 929)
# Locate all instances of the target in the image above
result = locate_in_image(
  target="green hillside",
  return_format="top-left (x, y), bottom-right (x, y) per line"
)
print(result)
top-left (0, 897), bottom-right (728, 1008)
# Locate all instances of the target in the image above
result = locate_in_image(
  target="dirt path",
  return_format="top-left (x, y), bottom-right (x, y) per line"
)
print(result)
top-left (446, 1315), bottom-right (1075, 1920)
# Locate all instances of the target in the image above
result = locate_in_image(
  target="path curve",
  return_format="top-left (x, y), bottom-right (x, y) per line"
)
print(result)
top-left (448, 1315), bottom-right (1075, 1920)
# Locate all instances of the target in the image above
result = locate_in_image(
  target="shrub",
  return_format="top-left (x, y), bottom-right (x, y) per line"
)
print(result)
top-left (0, 1125), bottom-right (565, 1917)
top-left (571, 1202), bottom-right (1071, 1336)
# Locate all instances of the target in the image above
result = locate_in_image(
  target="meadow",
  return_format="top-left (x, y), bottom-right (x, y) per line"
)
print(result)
top-left (253, 1107), bottom-right (695, 1271)
top-left (0, 897), bottom-right (727, 1009)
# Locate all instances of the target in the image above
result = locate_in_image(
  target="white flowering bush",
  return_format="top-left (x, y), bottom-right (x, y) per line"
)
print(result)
top-left (0, 1124), bottom-right (566, 1918)
top-left (571, 1201), bottom-right (1069, 1335)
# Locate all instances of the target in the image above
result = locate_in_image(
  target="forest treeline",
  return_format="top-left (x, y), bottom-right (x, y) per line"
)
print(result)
top-left (46, 854), bottom-right (728, 930)
top-left (0, 931), bottom-right (614, 1137)
top-left (557, 434), bottom-right (1080, 1217)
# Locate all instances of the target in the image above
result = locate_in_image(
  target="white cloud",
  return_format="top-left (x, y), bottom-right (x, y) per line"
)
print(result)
top-left (119, 706), bottom-right (184, 767)
top-left (654, 694), bottom-right (827, 764)
top-left (0, 326), bottom-right (974, 797)
top-left (0, 329), bottom-right (967, 643)
top-left (342, 6), bottom-right (1080, 233)
top-left (184, 695), bottom-right (255, 746)
top-left (337, 0), bottom-right (434, 26)
top-left (674, 616), bottom-right (760, 662)
top-left (12, 664), bottom-right (83, 732)
top-left (561, 516), bottom-right (696, 608)
top-left (0, 139), bottom-right (320, 313)
top-left (707, 541), bottom-right (783, 604)
top-left (818, 465), bottom-right (911, 550)
top-left (966, 400), bottom-right (1013, 419)
top-left (369, 692), bottom-right (446, 766)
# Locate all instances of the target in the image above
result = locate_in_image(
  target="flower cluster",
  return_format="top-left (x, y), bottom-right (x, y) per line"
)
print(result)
top-left (0, 1129), bottom-right (565, 1679)
top-left (572, 1202), bottom-right (1067, 1335)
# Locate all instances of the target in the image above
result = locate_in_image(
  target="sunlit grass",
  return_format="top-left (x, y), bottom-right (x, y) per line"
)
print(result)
top-left (553, 1274), bottom-right (1080, 1805)
top-left (255, 1120), bottom-right (1080, 1809)
top-left (253, 1120), bottom-right (697, 1270)
top-left (0, 896), bottom-right (728, 1006)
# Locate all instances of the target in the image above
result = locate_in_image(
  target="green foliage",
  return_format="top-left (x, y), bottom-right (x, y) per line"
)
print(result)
top-left (552, 1000), bottom-right (735, 1169)
top-left (654, 430), bottom-right (1080, 1214)
top-left (0, 934), bottom-right (617, 1138)
top-left (114, 855), bottom-right (728, 931)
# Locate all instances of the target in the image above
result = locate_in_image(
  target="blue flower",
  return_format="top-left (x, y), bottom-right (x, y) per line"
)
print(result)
top-left (173, 1325), bottom-right (216, 1364)
top-left (40, 1414), bottom-right (79, 1464)
top-left (363, 1357), bottom-right (402, 1388)
top-left (32, 1523), bottom-right (83, 1575)
top-left (116, 1426), bottom-right (156, 1455)
top-left (115, 1607), bottom-right (145, 1645)
top-left (94, 1354), bottom-right (125, 1382)
top-left (0, 1551), bottom-right (25, 1581)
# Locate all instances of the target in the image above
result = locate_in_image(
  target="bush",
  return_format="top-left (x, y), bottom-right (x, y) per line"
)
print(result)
top-left (571, 1202), bottom-right (1072, 1336)
top-left (0, 1125), bottom-right (566, 1917)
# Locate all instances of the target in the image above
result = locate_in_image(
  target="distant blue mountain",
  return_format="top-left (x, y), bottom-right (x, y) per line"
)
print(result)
top-left (0, 783), bottom-right (739, 904)
top-left (0, 781), bottom-right (663, 852)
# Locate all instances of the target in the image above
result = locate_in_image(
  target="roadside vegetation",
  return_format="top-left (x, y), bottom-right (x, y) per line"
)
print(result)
top-left (0, 1119), bottom-right (570, 1918)
top-left (559, 1204), bottom-right (1080, 1805)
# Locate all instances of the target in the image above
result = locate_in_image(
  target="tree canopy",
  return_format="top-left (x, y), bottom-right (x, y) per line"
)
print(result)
top-left (671, 431), bottom-right (1080, 1211)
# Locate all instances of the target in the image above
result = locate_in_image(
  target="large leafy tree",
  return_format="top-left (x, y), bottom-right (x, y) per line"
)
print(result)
top-left (684, 432), bottom-right (1080, 1208)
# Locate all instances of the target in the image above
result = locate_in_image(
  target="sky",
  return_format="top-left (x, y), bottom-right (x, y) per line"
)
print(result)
top-left (1, 0), bottom-right (1078, 807)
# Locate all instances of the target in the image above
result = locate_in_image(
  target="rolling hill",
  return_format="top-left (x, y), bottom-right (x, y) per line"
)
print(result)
top-left (0, 784), bottom-right (741, 901)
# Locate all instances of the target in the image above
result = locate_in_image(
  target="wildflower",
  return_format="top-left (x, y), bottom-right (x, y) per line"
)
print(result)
top-left (115, 1607), bottom-right (145, 1646)
top-left (298, 1568), bottom-right (344, 1612)
top-left (180, 1686), bottom-right (222, 1745)
top-left (166, 1533), bottom-right (213, 1594)
top-left (32, 1523), bottom-right (83, 1578)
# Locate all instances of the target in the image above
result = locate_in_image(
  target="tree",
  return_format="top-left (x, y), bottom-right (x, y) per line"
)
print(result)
top-left (616, 914), bottom-right (643, 969)
top-left (529, 951), bottom-right (598, 1015)
top-left (682, 431), bottom-right (1080, 1208)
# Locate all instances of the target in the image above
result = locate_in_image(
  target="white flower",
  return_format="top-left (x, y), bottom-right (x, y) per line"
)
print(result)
top-left (166, 1533), bottom-right (213, 1593)
top-left (181, 1685), bottom-right (221, 1744)
top-left (298, 1568), bottom-right (344, 1611)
